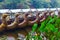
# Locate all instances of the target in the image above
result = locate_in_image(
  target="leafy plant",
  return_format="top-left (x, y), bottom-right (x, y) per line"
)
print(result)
top-left (26, 15), bottom-right (60, 40)
top-left (26, 23), bottom-right (43, 40)
top-left (38, 15), bottom-right (60, 40)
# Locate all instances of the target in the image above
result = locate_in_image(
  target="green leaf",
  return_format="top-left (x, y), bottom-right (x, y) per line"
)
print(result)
top-left (32, 23), bottom-right (38, 32)
top-left (48, 18), bottom-right (55, 23)
top-left (55, 17), bottom-right (60, 24)
top-left (55, 17), bottom-right (60, 28)
top-left (57, 32), bottom-right (60, 38)
top-left (51, 36), bottom-right (55, 40)
top-left (48, 15), bottom-right (57, 24)
top-left (54, 28), bottom-right (58, 32)
top-left (38, 36), bottom-right (42, 40)
top-left (45, 23), bottom-right (56, 32)
top-left (38, 16), bottom-right (52, 32)
top-left (38, 21), bottom-right (46, 32)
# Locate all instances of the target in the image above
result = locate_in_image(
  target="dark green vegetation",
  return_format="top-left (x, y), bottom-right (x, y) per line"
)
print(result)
top-left (26, 15), bottom-right (60, 40)
top-left (0, 0), bottom-right (59, 9)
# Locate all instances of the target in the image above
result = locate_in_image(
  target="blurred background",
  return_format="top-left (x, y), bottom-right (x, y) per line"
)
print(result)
top-left (0, 0), bottom-right (59, 9)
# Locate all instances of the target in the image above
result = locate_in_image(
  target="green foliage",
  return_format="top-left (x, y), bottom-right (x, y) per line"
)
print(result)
top-left (32, 23), bottom-right (38, 32)
top-left (26, 23), bottom-right (43, 40)
top-left (26, 14), bottom-right (60, 40)
top-left (55, 18), bottom-right (60, 26)
top-left (36, 15), bottom-right (60, 39)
